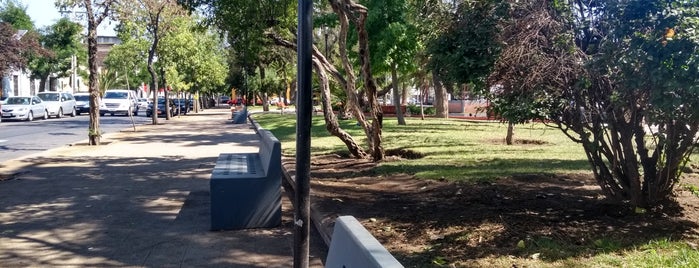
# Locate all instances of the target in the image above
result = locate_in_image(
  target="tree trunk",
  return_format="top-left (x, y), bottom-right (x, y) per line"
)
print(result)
top-left (391, 64), bottom-right (405, 125)
top-left (147, 11), bottom-right (161, 125)
top-left (506, 121), bottom-right (514, 145)
top-left (332, 0), bottom-right (384, 161)
top-left (266, 8), bottom-right (381, 160)
top-left (313, 57), bottom-right (367, 158)
top-left (401, 81), bottom-right (408, 105)
top-left (85, 3), bottom-right (101, 145)
top-left (39, 76), bottom-right (48, 93)
top-left (259, 66), bottom-right (269, 111)
top-left (433, 73), bottom-right (448, 118)
top-left (161, 67), bottom-right (171, 120)
top-left (331, 0), bottom-right (374, 153)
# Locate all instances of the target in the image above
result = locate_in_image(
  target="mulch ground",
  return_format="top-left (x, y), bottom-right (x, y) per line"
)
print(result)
top-left (293, 154), bottom-right (699, 267)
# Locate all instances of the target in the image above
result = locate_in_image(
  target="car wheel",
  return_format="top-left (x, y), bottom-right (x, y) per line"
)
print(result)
top-left (133, 107), bottom-right (138, 116)
top-left (110, 113), bottom-right (115, 116)
top-left (70, 108), bottom-right (76, 117)
top-left (43, 110), bottom-right (48, 120)
top-left (100, 113), bottom-right (105, 116)
top-left (57, 108), bottom-right (63, 118)
top-left (27, 111), bottom-right (33, 121)
top-left (76, 111), bottom-right (81, 116)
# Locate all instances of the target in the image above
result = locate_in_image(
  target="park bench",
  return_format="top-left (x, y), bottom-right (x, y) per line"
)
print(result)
top-left (209, 125), bottom-right (282, 230)
top-left (325, 216), bottom-right (404, 268)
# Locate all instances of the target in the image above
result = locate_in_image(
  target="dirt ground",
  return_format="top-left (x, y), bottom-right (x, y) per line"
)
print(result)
top-left (296, 154), bottom-right (699, 267)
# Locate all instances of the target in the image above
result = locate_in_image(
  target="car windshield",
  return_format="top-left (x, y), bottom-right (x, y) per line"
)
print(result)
top-left (38, 93), bottom-right (60, 101)
top-left (75, 95), bottom-right (89, 101)
top-left (7, 97), bottom-right (31, 105)
top-left (104, 92), bottom-right (129, 99)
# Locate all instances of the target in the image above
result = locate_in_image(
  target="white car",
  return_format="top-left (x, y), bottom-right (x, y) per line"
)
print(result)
top-left (100, 89), bottom-right (139, 116)
top-left (0, 96), bottom-right (48, 121)
top-left (36, 92), bottom-right (77, 118)
top-left (137, 98), bottom-right (150, 111)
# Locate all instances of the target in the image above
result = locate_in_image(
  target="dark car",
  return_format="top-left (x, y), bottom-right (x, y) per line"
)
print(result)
top-left (146, 98), bottom-right (178, 117)
top-left (173, 98), bottom-right (190, 115)
top-left (73, 93), bottom-right (90, 115)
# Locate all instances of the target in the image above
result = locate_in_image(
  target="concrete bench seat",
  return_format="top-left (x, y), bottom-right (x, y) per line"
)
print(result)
top-left (210, 128), bottom-right (282, 230)
top-left (325, 216), bottom-right (403, 268)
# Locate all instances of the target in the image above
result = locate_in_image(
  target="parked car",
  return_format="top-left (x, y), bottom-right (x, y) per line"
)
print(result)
top-left (1, 96), bottom-right (48, 121)
top-left (146, 98), bottom-right (177, 117)
top-left (137, 98), bottom-right (150, 111)
top-left (36, 92), bottom-right (77, 118)
top-left (173, 98), bottom-right (190, 115)
top-left (73, 93), bottom-right (91, 115)
top-left (100, 89), bottom-right (139, 116)
top-left (220, 96), bottom-right (230, 106)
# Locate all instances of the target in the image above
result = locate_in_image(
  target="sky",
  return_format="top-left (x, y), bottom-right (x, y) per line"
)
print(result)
top-left (22, 0), bottom-right (116, 36)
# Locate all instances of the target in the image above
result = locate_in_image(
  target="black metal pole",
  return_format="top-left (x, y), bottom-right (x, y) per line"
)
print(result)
top-left (294, 0), bottom-right (312, 267)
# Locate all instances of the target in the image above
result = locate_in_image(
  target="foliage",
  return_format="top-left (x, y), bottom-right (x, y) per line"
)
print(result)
top-left (27, 18), bottom-right (85, 88)
top-left (427, 0), bottom-right (507, 90)
top-left (0, 22), bottom-right (32, 75)
top-left (0, 1), bottom-right (45, 77)
top-left (407, 104), bottom-right (435, 116)
top-left (364, 0), bottom-right (419, 75)
top-left (104, 21), bottom-right (150, 90)
top-left (0, 0), bottom-right (33, 30)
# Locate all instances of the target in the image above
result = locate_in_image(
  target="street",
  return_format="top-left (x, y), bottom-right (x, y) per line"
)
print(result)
top-left (0, 114), bottom-right (153, 162)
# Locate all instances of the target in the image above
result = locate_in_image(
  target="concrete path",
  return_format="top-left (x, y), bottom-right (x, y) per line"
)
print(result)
top-left (0, 108), bottom-right (325, 267)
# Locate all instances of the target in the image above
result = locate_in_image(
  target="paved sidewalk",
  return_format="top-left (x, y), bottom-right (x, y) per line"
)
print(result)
top-left (0, 108), bottom-right (325, 267)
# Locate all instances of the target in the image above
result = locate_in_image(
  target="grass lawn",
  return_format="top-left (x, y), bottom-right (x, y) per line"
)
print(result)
top-left (254, 113), bottom-right (593, 181)
top-left (252, 112), bottom-right (699, 267)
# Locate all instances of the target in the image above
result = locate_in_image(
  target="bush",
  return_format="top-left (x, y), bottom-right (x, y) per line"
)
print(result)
top-left (406, 104), bottom-right (436, 115)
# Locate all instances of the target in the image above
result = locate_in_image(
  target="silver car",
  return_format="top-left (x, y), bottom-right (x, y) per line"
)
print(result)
top-left (0, 96), bottom-right (48, 121)
top-left (37, 92), bottom-right (77, 118)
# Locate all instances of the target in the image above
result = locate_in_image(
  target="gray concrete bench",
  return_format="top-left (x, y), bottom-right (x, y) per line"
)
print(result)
top-left (325, 216), bottom-right (403, 268)
top-left (209, 128), bottom-right (282, 230)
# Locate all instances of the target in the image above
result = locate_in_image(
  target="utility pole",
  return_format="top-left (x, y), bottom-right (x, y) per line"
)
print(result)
top-left (294, 0), bottom-right (312, 267)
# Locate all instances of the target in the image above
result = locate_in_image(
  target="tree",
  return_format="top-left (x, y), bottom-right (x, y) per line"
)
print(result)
top-left (0, 0), bottom-right (33, 30)
top-left (427, 0), bottom-right (506, 123)
top-left (488, 0), bottom-right (699, 209)
top-left (0, 23), bottom-right (29, 76)
top-left (192, 0), bottom-right (381, 160)
top-left (364, 0), bottom-right (420, 125)
top-left (116, 0), bottom-right (186, 124)
top-left (328, 0), bottom-right (385, 161)
top-left (56, 0), bottom-right (118, 145)
top-left (0, 1), bottom-right (45, 91)
top-left (157, 14), bottom-right (227, 114)
top-left (27, 18), bottom-right (84, 93)
top-left (104, 21), bottom-right (150, 91)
